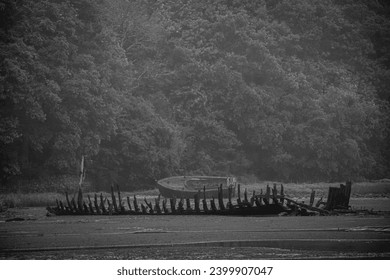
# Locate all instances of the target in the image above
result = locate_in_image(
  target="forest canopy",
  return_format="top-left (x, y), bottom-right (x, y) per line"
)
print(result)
top-left (1, 0), bottom-right (389, 190)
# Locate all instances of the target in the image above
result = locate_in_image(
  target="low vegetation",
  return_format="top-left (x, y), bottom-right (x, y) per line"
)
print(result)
top-left (1, 181), bottom-right (388, 209)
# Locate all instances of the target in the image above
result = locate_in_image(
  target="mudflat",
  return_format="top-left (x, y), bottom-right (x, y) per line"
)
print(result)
top-left (0, 207), bottom-right (389, 259)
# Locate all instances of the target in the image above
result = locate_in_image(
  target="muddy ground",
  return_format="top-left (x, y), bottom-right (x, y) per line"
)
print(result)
top-left (1, 203), bottom-right (390, 259)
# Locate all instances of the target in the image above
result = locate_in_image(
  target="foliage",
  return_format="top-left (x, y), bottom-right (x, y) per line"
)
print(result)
top-left (1, 0), bottom-right (389, 190)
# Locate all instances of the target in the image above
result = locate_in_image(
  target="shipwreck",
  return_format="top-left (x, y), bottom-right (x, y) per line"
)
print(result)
top-left (47, 177), bottom-right (355, 216)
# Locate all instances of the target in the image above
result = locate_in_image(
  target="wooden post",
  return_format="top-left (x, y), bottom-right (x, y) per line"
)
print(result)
top-left (186, 198), bottom-right (192, 212)
top-left (163, 199), bottom-right (169, 213)
top-left (141, 204), bottom-right (147, 214)
top-left (111, 185), bottom-right (119, 213)
top-left (325, 187), bottom-right (337, 210)
top-left (218, 185), bottom-right (225, 210)
top-left (133, 195), bottom-right (140, 212)
top-left (94, 194), bottom-right (101, 214)
top-left (339, 181), bottom-right (352, 208)
top-left (127, 196), bottom-right (132, 212)
top-left (202, 197), bottom-right (209, 213)
top-left (71, 197), bottom-right (78, 213)
top-left (77, 187), bottom-right (84, 213)
top-left (345, 181), bottom-right (352, 207)
top-left (202, 186), bottom-right (208, 212)
top-left (83, 201), bottom-right (89, 214)
top-left (237, 184), bottom-right (241, 204)
top-left (100, 193), bottom-right (107, 214)
top-left (144, 198), bottom-right (154, 214)
top-left (309, 190), bottom-right (315, 207)
top-left (272, 183), bottom-right (278, 204)
top-left (244, 188), bottom-right (249, 204)
top-left (194, 192), bottom-right (200, 213)
top-left (250, 190), bottom-right (255, 206)
top-left (170, 198), bottom-right (176, 213)
top-left (65, 192), bottom-right (73, 212)
top-left (264, 185), bottom-right (270, 205)
top-left (227, 186), bottom-right (232, 208)
top-left (210, 197), bottom-right (217, 212)
top-left (255, 196), bottom-right (262, 207)
top-left (107, 199), bottom-right (113, 215)
top-left (116, 184), bottom-right (125, 212)
top-left (155, 197), bottom-right (162, 214)
top-left (280, 184), bottom-right (285, 204)
top-left (87, 195), bottom-right (94, 214)
top-left (178, 198), bottom-right (184, 213)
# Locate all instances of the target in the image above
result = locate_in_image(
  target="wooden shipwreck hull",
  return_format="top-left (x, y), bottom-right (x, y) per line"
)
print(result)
top-left (47, 181), bottom-right (353, 217)
top-left (156, 176), bottom-right (236, 199)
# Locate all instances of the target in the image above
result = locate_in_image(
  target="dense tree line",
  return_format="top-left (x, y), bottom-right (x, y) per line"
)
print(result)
top-left (1, 0), bottom-right (389, 189)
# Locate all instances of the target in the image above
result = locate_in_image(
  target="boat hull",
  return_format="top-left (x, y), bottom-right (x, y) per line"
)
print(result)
top-left (157, 176), bottom-right (236, 199)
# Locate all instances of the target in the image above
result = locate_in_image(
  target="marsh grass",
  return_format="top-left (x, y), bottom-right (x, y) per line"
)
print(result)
top-left (0, 192), bottom-right (66, 208)
top-left (0, 189), bottom-right (161, 209)
top-left (241, 181), bottom-right (390, 200)
top-left (0, 181), bottom-right (389, 209)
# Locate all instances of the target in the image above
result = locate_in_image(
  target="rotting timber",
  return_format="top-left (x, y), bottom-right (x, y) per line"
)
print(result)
top-left (46, 181), bottom-right (355, 216)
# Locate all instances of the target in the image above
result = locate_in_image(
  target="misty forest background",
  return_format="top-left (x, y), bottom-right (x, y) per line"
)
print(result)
top-left (1, 0), bottom-right (390, 192)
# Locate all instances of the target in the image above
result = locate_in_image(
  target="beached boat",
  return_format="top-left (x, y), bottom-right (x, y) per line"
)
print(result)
top-left (157, 176), bottom-right (236, 199)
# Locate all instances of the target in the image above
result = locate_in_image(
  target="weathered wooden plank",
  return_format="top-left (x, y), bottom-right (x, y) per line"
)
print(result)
top-left (194, 192), bottom-right (200, 213)
top-left (309, 190), bottom-right (315, 207)
top-left (202, 197), bottom-right (209, 213)
top-left (264, 185), bottom-right (270, 205)
top-left (133, 195), bottom-right (140, 212)
top-left (163, 198), bottom-right (169, 213)
top-left (107, 199), bottom-right (113, 215)
top-left (127, 196), bottom-right (132, 211)
top-left (83, 202), bottom-right (89, 214)
top-left (144, 198), bottom-right (154, 214)
top-left (272, 184), bottom-right (278, 204)
top-left (111, 185), bottom-right (119, 213)
top-left (87, 195), bottom-right (94, 214)
top-left (210, 197), bottom-right (217, 212)
top-left (237, 184), bottom-right (241, 204)
top-left (65, 192), bottom-right (73, 212)
top-left (170, 198), bottom-right (176, 213)
top-left (218, 185), bottom-right (225, 210)
top-left (250, 190), bottom-right (255, 206)
top-left (280, 184), bottom-right (285, 204)
top-left (116, 184), bottom-right (125, 212)
top-left (71, 197), bottom-right (78, 213)
top-left (244, 188), bottom-right (249, 204)
top-left (141, 203), bottom-right (147, 214)
top-left (94, 194), bottom-right (102, 214)
top-left (77, 188), bottom-right (83, 212)
top-left (227, 185), bottom-right (233, 209)
top-left (155, 197), bottom-right (162, 214)
top-left (186, 198), bottom-right (192, 212)
top-left (178, 198), bottom-right (184, 213)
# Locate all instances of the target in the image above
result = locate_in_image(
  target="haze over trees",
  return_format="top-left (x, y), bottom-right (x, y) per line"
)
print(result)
top-left (1, 0), bottom-right (389, 190)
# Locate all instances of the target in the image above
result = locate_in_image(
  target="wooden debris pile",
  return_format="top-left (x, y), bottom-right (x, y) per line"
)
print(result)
top-left (47, 182), bottom-right (353, 216)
